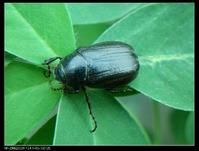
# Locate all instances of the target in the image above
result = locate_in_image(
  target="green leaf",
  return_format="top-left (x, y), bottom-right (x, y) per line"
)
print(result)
top-left (5, 52), bottom-right (16, 67)
top-left (26, 116), bottom-right (56, 145)
top-left (53, 90), bottom-right (149, 145)
top-left (5, 62), bottom-right (60, 144)
top-left (185, 112), bottom-right (194, 144)
top-left (95, 4), bottom-right (194, 111)
top-left (74, 23), bottom-right (111, 48)
top-left (170, 110), bottom-right (189, 144)
top-left (68, 3), bottom-right (146, 24)
top-left (5, 3), bottom-right (76, 65)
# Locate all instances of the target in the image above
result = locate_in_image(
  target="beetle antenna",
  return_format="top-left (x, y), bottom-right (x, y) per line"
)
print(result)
top-left (82, 86), bottom-right (97, 133)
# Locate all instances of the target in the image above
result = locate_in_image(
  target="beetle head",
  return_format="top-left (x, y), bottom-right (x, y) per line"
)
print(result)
top-left (54, 63), bottom-right (67, 83)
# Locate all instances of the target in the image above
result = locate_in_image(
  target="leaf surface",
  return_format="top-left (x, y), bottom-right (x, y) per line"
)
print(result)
top-left (95, 4), bottom-right (194, 111)
top-left (68, 3), bottom-right (146, 24)
top-left (5, 3), bottom-right (75, 65)
top-left (185, 112), bottom-right (194, 144)
top-left (53, 90), bottom-right (149, 145)
top-left (5, 62), bottom-right (60, 144)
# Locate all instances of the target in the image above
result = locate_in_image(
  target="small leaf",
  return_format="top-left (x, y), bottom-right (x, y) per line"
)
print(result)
top-left (170, 110), bottom-right (189, 144)
top-left (5, 52), bottom-right (16, 67)
top-left (53, 90), bottom-right (149, 145)
top-left (74, 23), bottom-right (111, 48)
top-left (5, 62), bottom-right (60, 144)
top-left (185, 112), bottom-right (194, 144)
top-left (26, 116), bottom-right (57, 145)
top-left (68, 3), bottom-right (147, 24)
top-left (95, 4), bottom-right (194, 111)
top-left (5, 3), bottom-right (76, 65)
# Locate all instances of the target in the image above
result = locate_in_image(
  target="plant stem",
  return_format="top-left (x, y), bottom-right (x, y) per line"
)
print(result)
top-left (153, 101), bottom-right (161, 144)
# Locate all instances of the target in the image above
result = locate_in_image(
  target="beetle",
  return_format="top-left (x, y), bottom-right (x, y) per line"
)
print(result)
top-left (42, 41), bottom-right (140, 133)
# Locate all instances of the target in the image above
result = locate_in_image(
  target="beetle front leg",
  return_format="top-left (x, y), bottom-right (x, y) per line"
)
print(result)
top-left (42, 57), bottom-right (62, 65)
top-left (42, 57), bottom-right (62, 78)
top-left (44, 64), bottom-right (51, 78)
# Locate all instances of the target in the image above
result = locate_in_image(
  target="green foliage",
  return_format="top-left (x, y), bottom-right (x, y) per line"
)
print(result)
top-left (5, 3), bottom-right (194, 145)
top-left (96, 4), bottom-right (194, 111)
top-left (185, 112), bottom-right (194, 144)
top-left (5, 3), bottom-right (76, 65)
top-left (170, 110), bottom-right (189, 144)
top-left (67, 3), bottom-right (145, 24)
top-left (26, 116), bottom-right (57, 145)
top-left (53, 91), bottom-right (149, 145)
top-left (5, 62), bottom-right (60, 144)
top-left (5, 52), bottom-right (16, 67)
top-left (74, 23), bottom-right (112, 48)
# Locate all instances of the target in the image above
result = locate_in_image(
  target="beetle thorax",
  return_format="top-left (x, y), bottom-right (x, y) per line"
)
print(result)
top-left (54, 52), bottom-right (87, 90)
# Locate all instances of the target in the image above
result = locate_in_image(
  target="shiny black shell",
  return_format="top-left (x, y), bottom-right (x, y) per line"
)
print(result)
top-left (54, 41), bottom-right (139, 91)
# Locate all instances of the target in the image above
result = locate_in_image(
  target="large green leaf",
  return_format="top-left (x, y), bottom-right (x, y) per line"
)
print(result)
top-left (53, 90), bottom-right (149, 145)
top-left (5, 3), bottom-right (75, 65)
top-left (95, 4), bottom-right (194, 111)
top-left (68, 3), bottom-right (147, 24)
top-left (5, 62), bottom-right (60, 144)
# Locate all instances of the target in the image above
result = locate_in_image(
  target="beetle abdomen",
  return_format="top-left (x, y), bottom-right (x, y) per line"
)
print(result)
top-left (78, 41), bottom-right (139, 88)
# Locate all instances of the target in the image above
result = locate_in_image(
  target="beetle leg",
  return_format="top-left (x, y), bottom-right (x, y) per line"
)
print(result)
top-left (50, 85), bottom-right (80, 93)
top-left (106, 86), bottom-right (138, 96)
top-left (42, 57), bottom-right (62, 65)
top-left (51, 87), bottom-right (64, 91)
top-left (48, 79), bottom-right (64, 91)
top-left (63, 86), bottom-right (80, 93)
top-left (44, 64), bottom-right (51, 78)
top-left (64, 89), bottom-right (80, 93)
top-left (42, 57), bottom-right (62, 78)
top-left (107, 87), bottom-right (132, 93)
top-left (82, 86), bottom-right (97, 133)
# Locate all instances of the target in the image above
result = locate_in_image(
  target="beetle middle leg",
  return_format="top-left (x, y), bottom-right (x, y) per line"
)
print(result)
top-left (106, 86), bottom-right (139, 96)
top-left (62, 85), bottom-right (80, 93)
top-left (42, 57), bottom-right (62, 78)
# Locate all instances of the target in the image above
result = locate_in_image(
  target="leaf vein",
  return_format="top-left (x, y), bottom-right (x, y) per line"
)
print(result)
top-left (139, 53), bottom-right (193, 65)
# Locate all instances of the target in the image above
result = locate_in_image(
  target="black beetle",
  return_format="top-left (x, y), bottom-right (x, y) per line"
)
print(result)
top-left (42, 41), bottom-right (139, 133)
